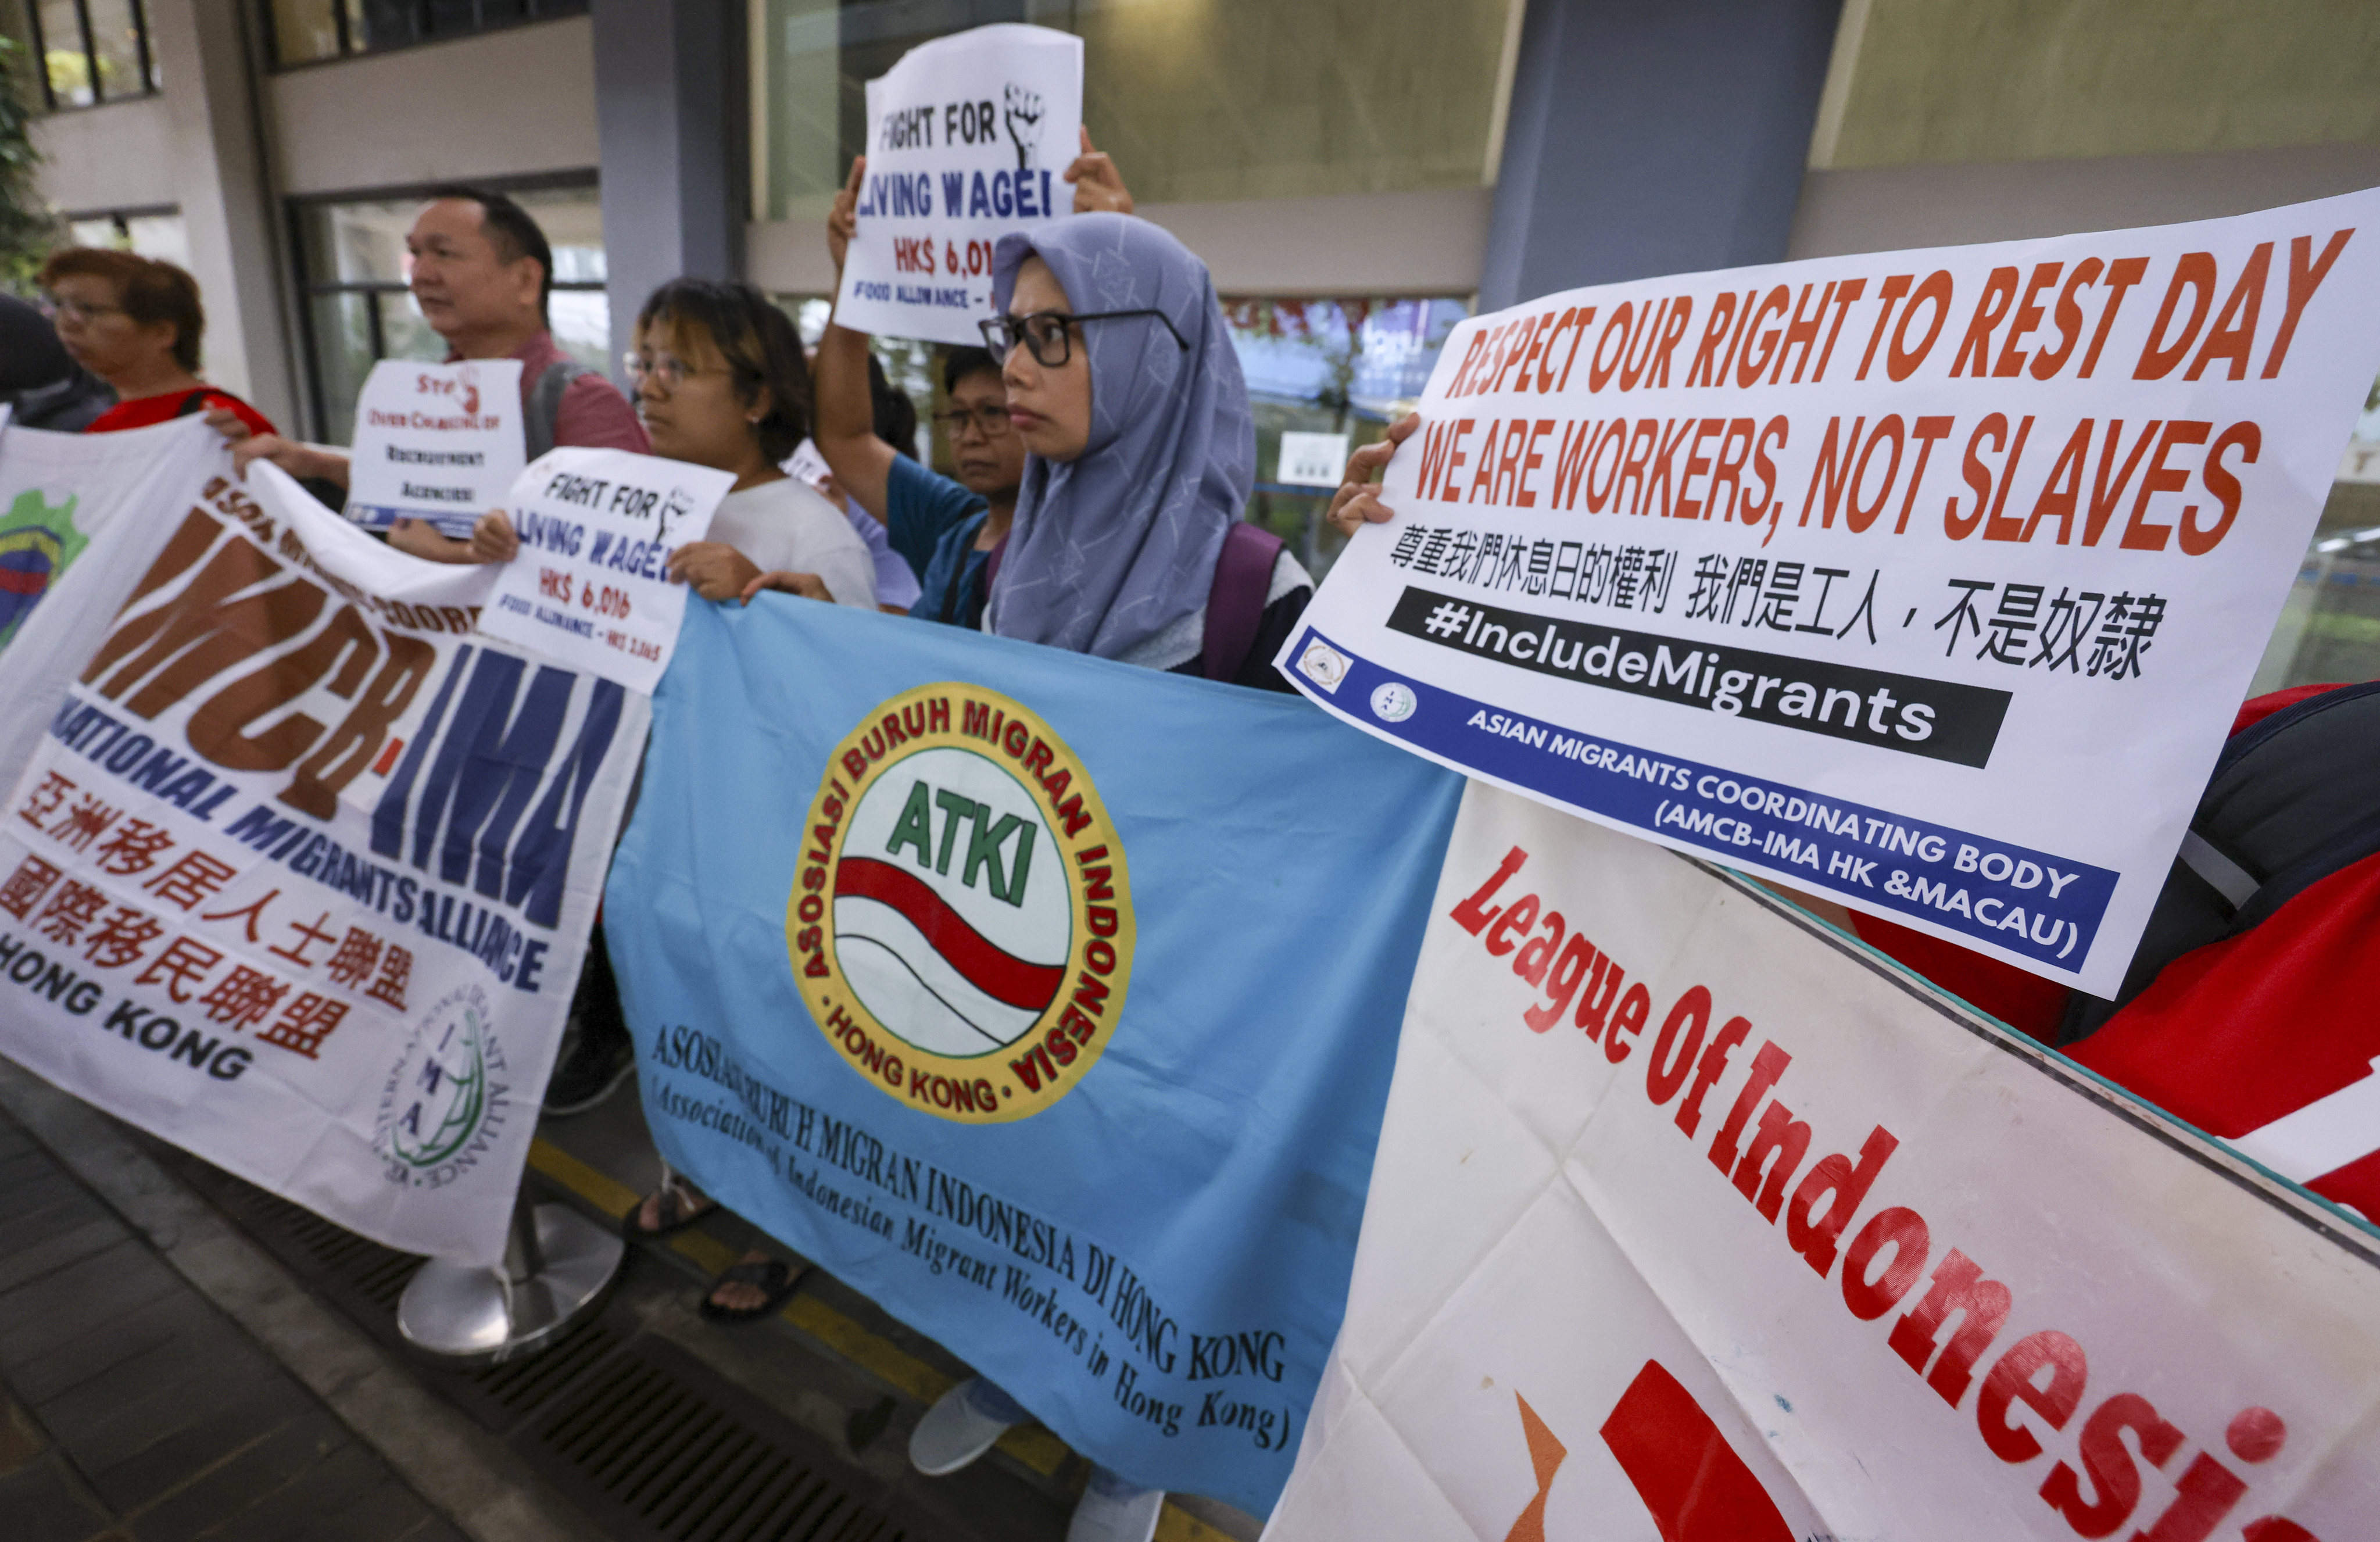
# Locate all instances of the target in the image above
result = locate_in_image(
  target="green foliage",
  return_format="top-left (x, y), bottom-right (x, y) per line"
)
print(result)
top-left (0, 34), bottom-right (58, 295)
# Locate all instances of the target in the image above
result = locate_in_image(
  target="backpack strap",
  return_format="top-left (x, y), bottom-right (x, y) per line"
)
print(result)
top-left (525, 360), bottom-right (594, 460)
top-left (1202, 521), bottom-right (1285, 682)
top-left (170, 389), bottom-right (219, 419)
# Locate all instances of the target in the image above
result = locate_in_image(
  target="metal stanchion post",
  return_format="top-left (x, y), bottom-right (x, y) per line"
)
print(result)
top-left (398, 1191), bottom-right (624, 1364)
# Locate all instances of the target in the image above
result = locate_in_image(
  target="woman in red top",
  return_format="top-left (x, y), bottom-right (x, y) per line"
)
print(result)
top-left (38, 248), bottom-right (276, 436)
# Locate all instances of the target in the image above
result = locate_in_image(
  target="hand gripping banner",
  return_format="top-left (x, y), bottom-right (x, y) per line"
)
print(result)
top-left (1264, 783), bottom-right (2380, 1540)
top-left (0, 439), bottom-right (644, 1266)
top-left (603, 598), bottom-right (1462, 1512)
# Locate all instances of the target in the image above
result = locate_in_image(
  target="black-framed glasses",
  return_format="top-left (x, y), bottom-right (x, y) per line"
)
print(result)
top-left (932, 403), bottom-right (1013, 438)
top-left (979, 309), bottom-right (1189, 368)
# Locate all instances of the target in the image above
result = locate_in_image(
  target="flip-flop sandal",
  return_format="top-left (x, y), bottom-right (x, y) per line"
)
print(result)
top-left (621, 1178), bottom-right (719, 1242)
top-left (698, 1257), bottom-right (811, 1323)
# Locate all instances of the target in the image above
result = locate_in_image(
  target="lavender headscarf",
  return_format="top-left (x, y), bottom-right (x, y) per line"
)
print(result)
top-left (985, 214), bottom-right (1253, 663)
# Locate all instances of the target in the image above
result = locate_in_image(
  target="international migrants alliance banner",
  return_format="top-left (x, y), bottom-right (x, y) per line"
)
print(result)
top-left (0, 433), bottom-right (644, 1267)
top-left (604, 598), bottom-right (1463, 1512)
top-left (1264, 785), bottom-right (2380, 1541)
top-left (1283, 187), bottom-right (2380, 997)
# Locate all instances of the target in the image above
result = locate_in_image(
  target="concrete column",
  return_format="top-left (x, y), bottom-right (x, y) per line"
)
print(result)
top-left (142, 0), bottom-right (298, 427)
top-left (591, 0), bottom-right (745, 378)
top-left (1481, 0), bottom-right (1844, 309)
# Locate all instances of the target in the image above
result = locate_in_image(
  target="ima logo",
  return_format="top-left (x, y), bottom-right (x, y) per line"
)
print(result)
top-left (0, 488), bottom-right (86, 649)
top-left (1501, 1363), bottom-right (1792, 1542)
top-left (790, 684), bottom-right (1132, 1123)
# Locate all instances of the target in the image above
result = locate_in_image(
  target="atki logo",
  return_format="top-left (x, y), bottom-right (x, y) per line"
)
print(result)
top-left (791, 685), bottom-right (1130, 1123)
top-left (1497, 1364), bottom-right (1792, 1542)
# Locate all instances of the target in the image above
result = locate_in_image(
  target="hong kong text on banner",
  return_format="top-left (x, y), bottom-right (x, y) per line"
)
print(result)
top-left (1280, 188), bottom-right (2380, 995)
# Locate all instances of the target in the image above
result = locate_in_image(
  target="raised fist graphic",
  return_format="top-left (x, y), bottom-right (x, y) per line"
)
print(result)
top-left (1004, 84), bottom-right (1043, 171)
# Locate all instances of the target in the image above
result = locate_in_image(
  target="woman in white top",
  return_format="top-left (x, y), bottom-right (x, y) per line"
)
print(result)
top-left (473, 278), bottom-right (876, 610)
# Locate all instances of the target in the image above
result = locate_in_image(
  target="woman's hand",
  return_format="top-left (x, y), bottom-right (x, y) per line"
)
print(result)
top-left (470, 510), bottom-right (520, 563)
top-left (1065, 128), bottom-right (1134, 214)
top-left (739, 570), bottom-right (835, 604)
top-left (1325, 413), bottom-right (1422, 538)
top-left (827, 156), bottom-right (865, 277)
top-left (388, 518), bottom-right (481, 563)
top-left (668, 541), bottom-right (765, 602)
top-left (220, 425), bottom-right (352, 488)
top-left (203, 406), bottom-right (253, 446)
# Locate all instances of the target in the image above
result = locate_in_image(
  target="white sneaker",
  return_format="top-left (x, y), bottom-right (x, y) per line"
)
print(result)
top-left (909, 1378), bottom-right (1026, 1476)
top-left (1067, 1466), bottom-right (1165, 1542)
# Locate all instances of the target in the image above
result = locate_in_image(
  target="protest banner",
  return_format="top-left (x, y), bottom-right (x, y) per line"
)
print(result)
top-left (1262, 783), bottom-right (2380, 1541)
top-left (0, 418), bottom-right (222, 660)
top-left (603, 598), bottom-right (1463, 1512)
top-left (1281, 187), bottom-right (2380, 996)
top-left (833, 23), bottom-right (1084, 346)
top-left (0, 453), bottom-right (645, 1266)
top-left (343, 357), bottom-right (527, 536)
top-left (477, 446), bottom-right (731, 695)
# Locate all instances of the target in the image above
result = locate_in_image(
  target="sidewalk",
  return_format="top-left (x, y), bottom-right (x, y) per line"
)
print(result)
top-left (0, 1099), bottom-right (463, 1542)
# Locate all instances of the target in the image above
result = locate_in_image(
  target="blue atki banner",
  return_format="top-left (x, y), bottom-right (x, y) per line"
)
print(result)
top-left (605, 597), bottom-right (1462, 1512)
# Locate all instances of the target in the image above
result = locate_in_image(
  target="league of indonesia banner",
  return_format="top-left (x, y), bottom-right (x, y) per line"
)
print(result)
top-left (0, 438), bottom-right (644, 1266)
top-left (603, 598), bottom-right (1463, 1512)
top-left (1264, 783), bottom-right (2379, 1541)
top-left (1282, 187), bottom-right (2380, 996)
top-left (835, 23), bottom-right (1085, 346)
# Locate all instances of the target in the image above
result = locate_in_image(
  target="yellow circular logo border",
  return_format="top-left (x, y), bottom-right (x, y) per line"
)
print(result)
top-left (787, 683), bottom-right (1133, 1123)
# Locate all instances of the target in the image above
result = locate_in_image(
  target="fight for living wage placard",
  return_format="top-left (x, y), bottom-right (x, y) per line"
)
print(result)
top-left (835, 24), bottom-right (1084, 346)
top-left (345, 358), bottom-right (526, 536)
top-left (603, 597), bottom-right (1462, 1514)
top-left (477, 446), bottom-right (731, 695)
top-left (1281, 187), bottom-right (2380, 996)
top-left (1262, 783), bottom-right (2380, 1541)
top-left (0, 442), bottom-right (644, 1267)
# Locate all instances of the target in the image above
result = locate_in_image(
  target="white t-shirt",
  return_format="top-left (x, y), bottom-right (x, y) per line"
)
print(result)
top-left (707, 476), bottom-right (879, 609)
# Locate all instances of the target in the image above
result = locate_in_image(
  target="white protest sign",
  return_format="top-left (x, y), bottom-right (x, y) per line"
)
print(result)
top-left (477, 447), bottom-right (732, 695)
top-left (1279, 431), bottom-right (1352, 488)
top-left (345, 358), bottom-right (527, 536)
top-left (1266, 783), bottom-right (2380, 1541)
top-left (835, 24), bottom-right (1084, 346)
top-left (1280, 188), bottom-right (2380, 996)
top-left (0, 450), bottom-right (644, 1266)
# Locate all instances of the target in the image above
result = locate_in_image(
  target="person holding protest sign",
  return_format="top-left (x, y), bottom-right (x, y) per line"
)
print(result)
top-left (788, 128), bottom-right (1133, 630)
top-left (38, 249), bottom-right (277, 436)
top-left (217, 187), bottom-right (646, 548)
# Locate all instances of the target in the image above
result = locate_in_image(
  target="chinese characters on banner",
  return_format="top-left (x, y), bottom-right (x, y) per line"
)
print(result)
top-left (1280, 188), bottom-right (2380, 995)
top-left (344, 358), bottom-right (527, 536)
top-left (1263, 785), bottom-right (2380, 1541)
top-left (0, 448), bottom-right (645, 1266)
top-left (477, 446), bottom-right (731, 696)
top-left (833, 23), bottom-right (1085, 346)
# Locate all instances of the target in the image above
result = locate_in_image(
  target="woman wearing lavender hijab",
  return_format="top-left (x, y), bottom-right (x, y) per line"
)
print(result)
top-left (864, 213), bottom-right (1309, 1542)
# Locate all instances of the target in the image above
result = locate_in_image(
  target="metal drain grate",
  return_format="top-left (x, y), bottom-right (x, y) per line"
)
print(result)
top-left (528, 1337), bottom-right (940, 1542)
top-left (155, 1147), bottom-right (982, 1542)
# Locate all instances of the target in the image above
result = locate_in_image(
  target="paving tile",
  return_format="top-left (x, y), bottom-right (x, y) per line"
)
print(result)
top-left (0, 1216), bottom-right (132, 1297)
top-left (118, 1412), bottom-right (345, 1542)
top-left (182, 1441), bottom-right (406, 1542)
top-left (0, 1184), bottom-right (118, 1257)
top-left (387, 1514), bottom-right (471, 1542)
top-left (281, 1474), bottom-right (442, 1542)
top-left (0, 1452), bottom-right (115, 1541)
top-left (0, 1168), bottom-right (100, 1239)
top-left (34, 1324), bottom-right (260, 1443)
top-left (0, 1242), bottom-right (184, 1365)
top-left (6, 1291), bottom-right (223, 1408)
top-left (0, 1142), bottom-right (59, 1189)
top-left (78, 1378), bottom-right (316, 1513)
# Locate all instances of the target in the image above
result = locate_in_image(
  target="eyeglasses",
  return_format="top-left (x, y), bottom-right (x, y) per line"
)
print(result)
top-left (932, 403), bottom-right (1012, 439)
top-left (41, 297), bottom-right (124, 324)
top-left (622, 352), bottom-right (722, 391)
top-left (979, 309), bottom-right (1188, 368)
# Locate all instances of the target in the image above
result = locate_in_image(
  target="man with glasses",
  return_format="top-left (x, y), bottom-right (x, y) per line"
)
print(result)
top-left (811, 140), bottom-right (1133, 629)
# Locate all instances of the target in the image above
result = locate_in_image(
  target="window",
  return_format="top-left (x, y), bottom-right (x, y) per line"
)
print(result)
top-left (292, 181), bottom-right (608, 443)
top-left (19, 0), bottom-right (155, 109)
top-left (65, 206), bottom-right (187, 267)
top-left (2252, 375), bottom-right (2380, 693)
top-left (754, 0), bottom-right (1520, 222)
top-left (265, 0), bottom-right (588, 68)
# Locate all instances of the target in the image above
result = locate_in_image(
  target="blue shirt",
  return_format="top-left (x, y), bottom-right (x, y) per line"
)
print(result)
top-left (886, 455), bottom-right (995, 629)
